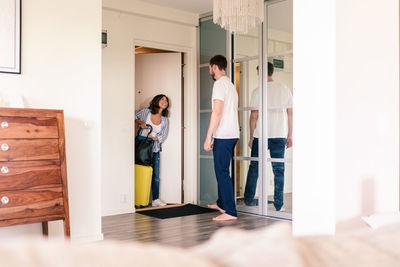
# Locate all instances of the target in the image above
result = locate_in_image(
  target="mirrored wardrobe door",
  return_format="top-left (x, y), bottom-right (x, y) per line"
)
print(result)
top-left (264, 0), bottom-right (293, 219)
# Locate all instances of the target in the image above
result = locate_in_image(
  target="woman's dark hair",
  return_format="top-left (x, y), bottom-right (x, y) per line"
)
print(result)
top-left (149, 94), bottom-right (169, 117)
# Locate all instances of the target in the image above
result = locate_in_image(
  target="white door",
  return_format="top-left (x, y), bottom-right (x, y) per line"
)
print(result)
top-left (135, 52), bottom-right (182, 204)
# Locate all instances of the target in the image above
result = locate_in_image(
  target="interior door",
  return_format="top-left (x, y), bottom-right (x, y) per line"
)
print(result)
top-left (135, 52), bottom-right (182, 204)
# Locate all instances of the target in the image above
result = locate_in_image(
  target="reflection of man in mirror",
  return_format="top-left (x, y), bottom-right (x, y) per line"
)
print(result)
top-left (244, 62), bottom-right (293, 211)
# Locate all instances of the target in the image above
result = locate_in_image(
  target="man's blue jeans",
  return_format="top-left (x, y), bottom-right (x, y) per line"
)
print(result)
top-left (213, 138), bottom-right (238, 217)
top-left (152, 152), bottom-right (160, 200)
top-left (244, 138), bottom-right (286, 210)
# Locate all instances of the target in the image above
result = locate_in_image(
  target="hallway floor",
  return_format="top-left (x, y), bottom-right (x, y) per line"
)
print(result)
top-left (102, 209), bottom-right (287, 247)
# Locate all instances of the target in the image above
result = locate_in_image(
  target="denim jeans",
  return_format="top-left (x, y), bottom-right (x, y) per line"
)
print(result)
top-left (213, 138), bottom-right (238, 217)
top-left (244, 138), bottom-right (286, 210)
top-left (152, 152), bottom-right (160, 200)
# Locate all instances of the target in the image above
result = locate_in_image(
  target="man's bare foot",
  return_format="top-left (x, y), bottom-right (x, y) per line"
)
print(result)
top-left (207, 204), bottom-right (225, 213)
top-left (277, 207), bottom-right (286, 212)
top-left (212, 213), bottom-right (238, 221)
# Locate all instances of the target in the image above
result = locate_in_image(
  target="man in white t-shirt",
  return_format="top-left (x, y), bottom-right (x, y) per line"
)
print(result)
top-left (203, 55), bottom-right (240, 221)
top-left (244, 62), bottom-right (293, 212)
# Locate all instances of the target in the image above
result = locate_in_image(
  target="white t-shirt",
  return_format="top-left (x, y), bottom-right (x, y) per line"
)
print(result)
top-left (250, 81), bottom-right (293, 138)
top-left (140, 113), bottom-right (162, 138)
top-left (211, 76), bottom-right (240, 139)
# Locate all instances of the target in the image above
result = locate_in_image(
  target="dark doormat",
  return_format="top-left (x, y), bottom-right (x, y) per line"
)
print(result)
top-left (136, 204), bottom-right (218, 219)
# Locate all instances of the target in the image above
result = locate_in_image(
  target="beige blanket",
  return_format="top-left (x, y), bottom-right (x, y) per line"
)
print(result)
top-left (1, 222), bottom-right (399, 267)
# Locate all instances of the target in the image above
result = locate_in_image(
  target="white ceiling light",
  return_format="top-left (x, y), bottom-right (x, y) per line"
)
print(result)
top-left (213, 0), bottom-right (264, 34)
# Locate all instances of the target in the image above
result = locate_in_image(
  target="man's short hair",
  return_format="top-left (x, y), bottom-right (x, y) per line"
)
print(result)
top-left (257, 64), bottom-right (274, 76)
top-left (268, 62), bottom-right (274, 76)
top-left (209, 55), bottom-right (227, 71)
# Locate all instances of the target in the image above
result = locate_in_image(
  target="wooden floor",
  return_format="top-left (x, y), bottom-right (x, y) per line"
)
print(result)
top-left (102, 209), bottom-right (286, 248)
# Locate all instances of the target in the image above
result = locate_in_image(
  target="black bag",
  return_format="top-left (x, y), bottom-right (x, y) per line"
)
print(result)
top-left (135, 124), bottom-right (154, 166)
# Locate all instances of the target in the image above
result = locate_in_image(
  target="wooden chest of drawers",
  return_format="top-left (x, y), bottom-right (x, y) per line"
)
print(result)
top-left (0, 108), bottom-right (70, 237)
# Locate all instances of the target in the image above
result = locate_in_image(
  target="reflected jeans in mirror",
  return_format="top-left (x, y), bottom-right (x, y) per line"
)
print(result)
top-left (244, 137), bottom-right (286, 210)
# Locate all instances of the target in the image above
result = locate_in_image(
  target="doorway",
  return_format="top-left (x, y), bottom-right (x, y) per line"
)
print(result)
top-left (134, 46), bottom-right (185, 208)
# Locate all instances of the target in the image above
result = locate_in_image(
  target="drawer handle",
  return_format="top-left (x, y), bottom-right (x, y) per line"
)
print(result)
top-left (1, 121), bottom-right (8, 129)
top-left (1, 196), bottom-right (9, 205)
top-left (1, 166), bottom-right (8, 174)
top-left (1, 144), bottom-right (9, 151)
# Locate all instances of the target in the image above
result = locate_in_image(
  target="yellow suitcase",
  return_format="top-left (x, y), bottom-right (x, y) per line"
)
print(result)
top-left (134, 164), bottom-right (153, 207)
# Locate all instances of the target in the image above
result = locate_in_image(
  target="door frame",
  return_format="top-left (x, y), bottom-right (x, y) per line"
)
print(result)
top-left (133, 38), bottom-right (198, 205)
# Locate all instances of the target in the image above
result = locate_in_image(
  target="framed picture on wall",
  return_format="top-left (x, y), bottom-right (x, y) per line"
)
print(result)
top-left (0, 0), bottom-right (21, 74)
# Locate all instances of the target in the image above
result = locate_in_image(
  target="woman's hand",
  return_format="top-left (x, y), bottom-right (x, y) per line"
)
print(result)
top-left (135, 119), bottom-right (147, 129)
top-left (139, 121), bottom-right (147, 129)
top-left (151, 136), bottom-right (159, 141)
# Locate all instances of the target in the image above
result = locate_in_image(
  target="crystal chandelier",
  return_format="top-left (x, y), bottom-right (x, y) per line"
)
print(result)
top-left (213, 0), bottom-right (264, 34)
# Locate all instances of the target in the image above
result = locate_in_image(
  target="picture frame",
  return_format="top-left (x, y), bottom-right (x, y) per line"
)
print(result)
top-left (0, 0), bottom-right (21, 74)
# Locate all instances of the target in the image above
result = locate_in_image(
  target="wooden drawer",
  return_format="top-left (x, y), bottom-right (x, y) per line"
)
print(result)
top-left (0, 161), bottom-right (61, 191)
top-left (0, 187), bottom-right (64, 221)
top-left (0, 139), bottom-right (59, 161)
top-left (0, 116), bottom-right (58, 139)
top-left (0, 107), bottom-right (70, 236)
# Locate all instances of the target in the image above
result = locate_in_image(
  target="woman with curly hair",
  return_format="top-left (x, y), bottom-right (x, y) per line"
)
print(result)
top-left (135, 94), bottom-right (169, 207)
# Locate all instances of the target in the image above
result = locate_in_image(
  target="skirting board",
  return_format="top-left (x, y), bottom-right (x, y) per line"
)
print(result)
top-left (102, 207), bottom-right (135, 217)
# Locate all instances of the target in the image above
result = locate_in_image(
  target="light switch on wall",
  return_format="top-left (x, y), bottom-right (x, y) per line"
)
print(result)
top-left (120, 194), bottom-right (127, 203)
top-left (84, 121), bottom-right (95, 129)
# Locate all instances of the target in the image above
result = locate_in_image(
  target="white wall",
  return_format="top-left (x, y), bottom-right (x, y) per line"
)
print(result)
top-left (0, 0), bottom-right (102, 242)
top-left (294, 0), bottom-right (399, 235)
top-left (102, 0), bottom-right (198, 215)
top-left (293, 0), bottom-right (336, 235)
top-left (336, 0), bottom-right (399, 221)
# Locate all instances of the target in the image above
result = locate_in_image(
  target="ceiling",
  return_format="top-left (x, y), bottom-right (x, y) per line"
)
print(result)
top-left (139, 0), bottom-right (292, 33)
top-left (267, 0), bottom-right (293, 33)
top-left (139, 0), bottom-right (213, 14)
